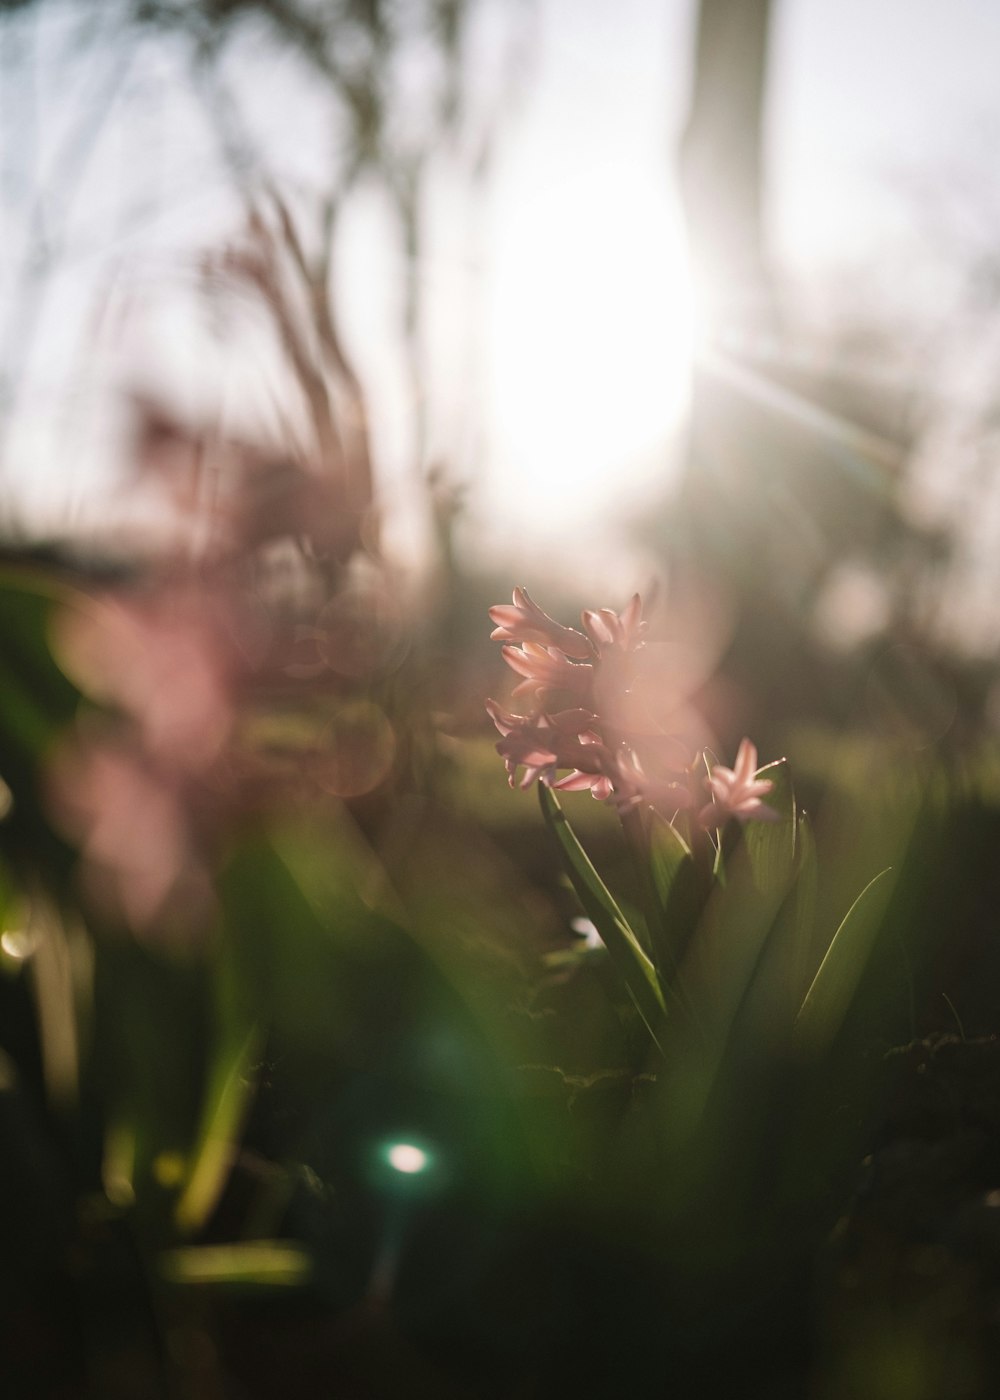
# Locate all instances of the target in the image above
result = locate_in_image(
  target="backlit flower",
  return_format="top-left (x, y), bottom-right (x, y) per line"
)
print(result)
top-left (699, 739), bottom-right (777, 827)
top-left (581, 593), bottom-right (646, 654)
top-left (548, 730), bottom-right (619, 801)
top-left (489, 587), bottom-right (592, 659)
top-left (486, 700), bottom-right (605, 790)
top-left (501, 641), bottom-right (594, 706)
top-left (607, 747), bottom-right (697, 816)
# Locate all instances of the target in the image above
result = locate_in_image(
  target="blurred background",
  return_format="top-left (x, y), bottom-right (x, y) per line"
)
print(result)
top-left (3, 0), bottom-right (1000, 646)
top-left (3, 0), bottom-right (1000, 760)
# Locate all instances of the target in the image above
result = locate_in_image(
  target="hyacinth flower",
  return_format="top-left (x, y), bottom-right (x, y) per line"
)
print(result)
top-left (700, 738), bottom-right (778, 828)
top-left (485, 587), bottom-right (893, 1071)
top-left (487, 587), bottom-right (772, 833)
top-left (485, 700), bottom-right (605, 791)
top-left (489, 587), bottom-right (592, 658)
top-left (581, 592), bottom-right (647, 652)
top-left (499, 641), bottom-right (595, 708)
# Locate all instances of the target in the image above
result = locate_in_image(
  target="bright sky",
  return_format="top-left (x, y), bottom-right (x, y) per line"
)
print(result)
top-left (474, 0), bottom-right (695, 571)
top-left (3, 0), bottom-right (1000, 595)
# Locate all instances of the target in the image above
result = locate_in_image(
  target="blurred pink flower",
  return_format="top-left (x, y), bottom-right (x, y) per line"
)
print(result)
top-left (699, 739), bottom-right (777, 827)
top-left (489, 588), bottom-right (592, 659)
top-left (607, 747), bottom-right (697, 817)
top-left (48, 739), bottom-right (207, 933)
top-left (54, 595), bottom-right (233, 769)
top-left (586, 595), bottom-right (649, 724)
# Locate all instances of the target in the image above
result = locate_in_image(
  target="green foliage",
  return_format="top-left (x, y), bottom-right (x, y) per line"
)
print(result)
top-left (0, 570), bottom-right (82, 890)
top-left (647, 812), bottom-right (701, 979)
top-left (0, 569), bottom-right (80, 756)
top-left (539, 752), bottom-right (895, 1085)
top-left (742, 758), bottom-right (797, 893)
top-left (794, 866), bottom-right (894, 1056)
top-left (0, 559), bottom-right (973, 1394)
top-left (538, 785), bottom-right (667, 1051)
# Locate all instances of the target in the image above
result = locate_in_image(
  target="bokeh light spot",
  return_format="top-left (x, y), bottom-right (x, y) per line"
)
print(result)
top-left (318, 701), bottom-right (396, 798)
top-left (1, 927), bottom-right (37, 962)
top-left (152, 1151), bottom-right (187, 1188)
top-left (386, 1142), bottom-right (430, 1175)
top-left (317, 587), bottom-right (407, 680)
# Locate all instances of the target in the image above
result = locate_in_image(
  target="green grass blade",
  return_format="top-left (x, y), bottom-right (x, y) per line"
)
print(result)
top-left (793, 867), bottom-right (893, 1056)
top-left (538, 786), bottom-right (667, 1049)
top-left (789, 812), bottom-right (818, 1006)
top-left (647, 813), bottom-right (704, 994)
top-left (175, 1020), bottom-right (262, 1235)
top-left (160, 1242), bottom-right (311, 1289)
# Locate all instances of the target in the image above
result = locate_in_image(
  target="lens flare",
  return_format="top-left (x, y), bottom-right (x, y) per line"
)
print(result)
top-left (385, 1142), bottom-right (430, 1175)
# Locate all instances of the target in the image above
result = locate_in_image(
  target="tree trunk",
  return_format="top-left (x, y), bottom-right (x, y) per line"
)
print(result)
top-left (678, 0), bottom-right (775, 335)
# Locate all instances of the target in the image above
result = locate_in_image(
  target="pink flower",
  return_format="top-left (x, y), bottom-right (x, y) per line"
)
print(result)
top-left (606, 747), bottom-right (697, 816)
top-left (486, 700), bottom-right (597, 738)
top-left (487, 588), bottom-right (717, 810)
top-left (494, 725), bottom-right (560, 789)
top-left (699, 739), bottom-right (777, 827)
top-left (500, 642), bottom-right (594, 706)
top-left (548, 729), bottom-right (620, 801)
top-left (47, 738), bottom-right (209, 934)
top-left (53, 594), bottom-right (233, 769)
top-left (489, 588), bottom-right (592, 659)
top-left (485, 701), bottom-right (607, 791)
top-left (584, 595), bottom-right (649, 721)
top-left (581, 593), bottom-right (646, 654)
top-left (550, 768), bottom-right (615, 801)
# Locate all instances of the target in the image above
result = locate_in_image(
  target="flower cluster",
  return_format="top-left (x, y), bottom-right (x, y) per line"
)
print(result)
top-left (486, 588), bottom-right (776, 829)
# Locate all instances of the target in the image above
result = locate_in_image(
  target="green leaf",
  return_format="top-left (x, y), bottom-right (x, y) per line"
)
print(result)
top-left (788, 812), bottom-right (818, 1006)
top-left (648, 813), bottom-right (690, 911)
top-left (0, 570), bottom-right (81, 754)
top-left (647, 813), bottom-right (703, 981)
top-left (160, 1242), bottom-right (311, 1289)
top-left (694, 848), bottom-right (790, 1038)
top-left (710, 812), bottom-right (820, 1057)
top-left (793, 867), bottom-right (893, 1056)
top-left (174, 1020), bottom-right (262, 1236)
top-left (91, 942), bottom-right (215, 1231)
top-left (0, 572), bottom-right (88, 896)
top-left (742, 758), bottom-right (796, 894)
top-left (538, 785), bottom-right (667, 1051)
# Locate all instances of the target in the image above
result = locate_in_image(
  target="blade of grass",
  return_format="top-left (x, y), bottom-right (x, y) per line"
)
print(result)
top-left (160, 1242), bottom-right (311, 1288)
top-left (538, 786), bottom-right (667, 1051)
top-left (174, 1021), bottom-right (261, 1235)
top-left (647, 814), bottom-right (707, 979)
top-left (793, 867), bottom-right (893, 1056)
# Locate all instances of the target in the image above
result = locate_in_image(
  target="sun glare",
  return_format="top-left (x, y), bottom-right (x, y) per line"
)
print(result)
top-left (484, 164), bottom-right (696, 543)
